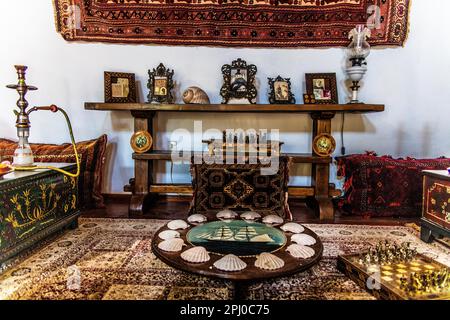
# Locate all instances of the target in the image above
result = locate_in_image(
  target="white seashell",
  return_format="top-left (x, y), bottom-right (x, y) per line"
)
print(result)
top-left (240, 211), bottom-right (261, 221)
top-left (158, 238), bottom-right (185, 252)
top-left (187, 214), bottom-right (207, 224)
top-left (182, 86), bottom-right (210, 104)
top-left (286, 244), bottom-right (315, 259)
top-left (158, 230), bottom-right (180, 240)
top-left (280, 222), bottom-right (305, 234)
top-left (216, 209), bottom-right (238, 220)
top-left (254, 252), bottom-right (285, 271)
top-left (262, 214), bottom-right (284, 225)
top-left (167, 219), bottom-right (189, 230)
top-left (291, 233), bottom-right (316, 246)
top-left (180, 246), bottom-right (211, 263)
top-left (213, 254), bottom-right (247, 272)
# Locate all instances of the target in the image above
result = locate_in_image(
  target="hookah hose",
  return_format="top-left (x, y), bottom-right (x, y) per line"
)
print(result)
top-left (12, 105), bottom-right (80, 178)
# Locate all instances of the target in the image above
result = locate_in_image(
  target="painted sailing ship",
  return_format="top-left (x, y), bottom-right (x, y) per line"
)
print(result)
top-left (196, 225), bottom-right (275, 243)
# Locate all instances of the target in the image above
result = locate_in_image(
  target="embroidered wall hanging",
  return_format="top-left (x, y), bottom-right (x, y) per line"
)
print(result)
top-left (53, 0), bottom-right (410, 48)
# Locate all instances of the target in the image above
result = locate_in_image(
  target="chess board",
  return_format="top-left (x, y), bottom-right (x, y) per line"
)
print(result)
top-left (337, 253), bottom-right (450, 300)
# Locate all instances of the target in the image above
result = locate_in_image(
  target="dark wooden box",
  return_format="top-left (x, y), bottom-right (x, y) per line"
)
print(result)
top-left (421, 170), bottom-right (450, 243)
top-left (0, 163), bottom-right (80, 264)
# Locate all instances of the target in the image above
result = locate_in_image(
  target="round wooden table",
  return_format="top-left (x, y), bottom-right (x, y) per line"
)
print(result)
top-left (152, 219), bottom-right (323, 299)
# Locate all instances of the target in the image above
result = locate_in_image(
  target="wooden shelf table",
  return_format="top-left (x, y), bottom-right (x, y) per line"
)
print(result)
top-left (85, 103), bottom-right (384, 221)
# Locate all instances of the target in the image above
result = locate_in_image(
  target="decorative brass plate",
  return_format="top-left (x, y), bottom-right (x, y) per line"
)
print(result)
top-left (130, 131), bottom-right (153, 154)
top-left (313, 133), bottom-right (336, 157)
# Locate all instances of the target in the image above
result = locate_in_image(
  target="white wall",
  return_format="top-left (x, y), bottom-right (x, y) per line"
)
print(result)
top-left (1, 0), bottom-right (449, 193)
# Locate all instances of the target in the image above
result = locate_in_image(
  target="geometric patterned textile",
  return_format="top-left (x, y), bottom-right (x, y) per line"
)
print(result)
top-left (53, 0), bottom-right (410, 48)
top-left (336, 153), bottom-right (450, 218)
top-left (189, 157), bottom-right (292, 219)
top-left (1, 218), bottom-right (448, 300)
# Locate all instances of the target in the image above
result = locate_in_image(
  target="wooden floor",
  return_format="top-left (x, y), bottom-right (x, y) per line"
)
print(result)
top-left (81, 195), bottom-right (420, 226)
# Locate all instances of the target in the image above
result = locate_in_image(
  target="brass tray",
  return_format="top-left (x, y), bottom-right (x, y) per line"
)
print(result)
top-left (337, 253), bottom-right (450, 300)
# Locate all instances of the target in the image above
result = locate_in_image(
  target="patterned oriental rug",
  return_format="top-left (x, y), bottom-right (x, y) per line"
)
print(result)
top-left (1, 218), bottom-right (449, 300)
top-left (53, 0), bottom-right (410, 48)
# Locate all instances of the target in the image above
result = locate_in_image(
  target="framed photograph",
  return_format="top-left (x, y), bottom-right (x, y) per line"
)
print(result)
top-left (104, 72), bottom-right (137, 103)
top-left (220, 58), bottom-right (257, 104)
top-left (305, 73), bottom-right (338, 104)
top-left (268, 76), bottom-right (295, 104)
top-left (147, 63), bottom-right (174, 104)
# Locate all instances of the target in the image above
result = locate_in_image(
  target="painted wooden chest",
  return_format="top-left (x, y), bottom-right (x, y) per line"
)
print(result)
top-left (0, 163), bottom-right (80, 264)
top-left (421, 170), bottom-right (450, 243)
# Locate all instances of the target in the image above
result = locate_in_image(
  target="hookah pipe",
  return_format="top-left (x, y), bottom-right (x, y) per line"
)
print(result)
top-left (6, 65), bottom-right (80, 178)
top-left (12, 104), bottom-right (81, 178)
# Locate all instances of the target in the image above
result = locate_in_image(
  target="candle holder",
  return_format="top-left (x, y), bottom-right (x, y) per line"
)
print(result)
top-left (6, 65), bottom-right (38, 167)
top-left (345, 25), bottom-right (371, 104)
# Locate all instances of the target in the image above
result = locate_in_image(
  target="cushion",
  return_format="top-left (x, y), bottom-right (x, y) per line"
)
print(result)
top-left (336, 152), bottom-right (450, 218)
top-left (189, 156), bottom-right (292, 220)
top-left (0, 135), bottom-right (107, 209)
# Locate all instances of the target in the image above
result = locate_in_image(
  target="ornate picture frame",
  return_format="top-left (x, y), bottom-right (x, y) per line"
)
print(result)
top-left (220, 58), bottom-right (257, 104)
top-left (147, 63), bottom-right (174, 104)
top-left (268, 76), bottom-right (296, 104)
top-left (305, 73), bottom-right (339, 104)
top-left (104, 72), bottom-right (137, 103)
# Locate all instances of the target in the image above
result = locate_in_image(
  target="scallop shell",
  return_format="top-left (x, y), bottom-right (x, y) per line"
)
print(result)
top-left (213, 254), bottom-right (247, 272)
top-left (216, 209), bottom-right (238, 220)
top-left (182, 86), bottom-right (210, 104)
top-left (254, 252), bottom-right (285, 271)
top-left (158, 230), bottom-right (180, 240)
top-left (291, 233), bottom-right (316, 246)
top-left (262, 214), bottom-right (284, 225)
top-left (187, 214), bottom-right (207, 224)
top-left (280, 222), bottom-right (305, 234)
top-left (180, 246), bottom-right (211, 263)
top-left (286, 244), bottom-right (315, 259)
top-left (167, 219), bottom-right (189, 230)
top-left (158, 238), bottom-right (185, 252)
top-left (240, 211), bottom-right (261, 221)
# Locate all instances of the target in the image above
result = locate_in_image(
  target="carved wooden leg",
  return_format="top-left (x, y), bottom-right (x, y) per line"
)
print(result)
top-left (68, 218), bottom-right (79, 230)
top-left (129, 193), bottom-right (151, 216)
top-left (420, 225), bottom-right (434, 243)
top-left (310, 112), bottom-right (336, 222)
top-left (128, 111), bottom-right (156, 216)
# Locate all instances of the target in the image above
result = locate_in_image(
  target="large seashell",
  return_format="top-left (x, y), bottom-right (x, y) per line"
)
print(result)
top-left (158, 230), bottom-right (180, 240)
top-left (187, 214), bottom-right (207, 224)
top-left (240, 211), bottom-right (261, 221)
top-left (216, 209), bottom-right (238, 220)
top-left (158, 238), bottom-right (185, 252)
top-left (291, 233), bottom-right (316, 246)
top-left (280, 222), bottom-right (305, 234)
top-left (262, 214), bottom-right (284, 225)
top-left (255, 252), bottom-right (285, 271)
top-left (167, 219), bottom-right (189, 230)
top-left (182, 86), bottom-right (210, 104)
top-left (286, 244), bottom-right (315, 259)
top-left (181, 246), bottom-right (211, 263)
top-left (213, 254), bottom-right (247, 272)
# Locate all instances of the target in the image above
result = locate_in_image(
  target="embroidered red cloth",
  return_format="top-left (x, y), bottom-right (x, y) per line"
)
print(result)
top-left (336, 153), bottom-right (450, 218)
top-left (53, 0), bottom-right (410, 48)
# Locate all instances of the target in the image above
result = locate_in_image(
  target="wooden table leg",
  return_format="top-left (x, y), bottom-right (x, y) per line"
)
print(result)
top-left (310, 112), bottom-right (336, 222)
top-left (231, 281), bottom-right (250, 300)
top-left (128, 111), bottom-right (156, 216)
